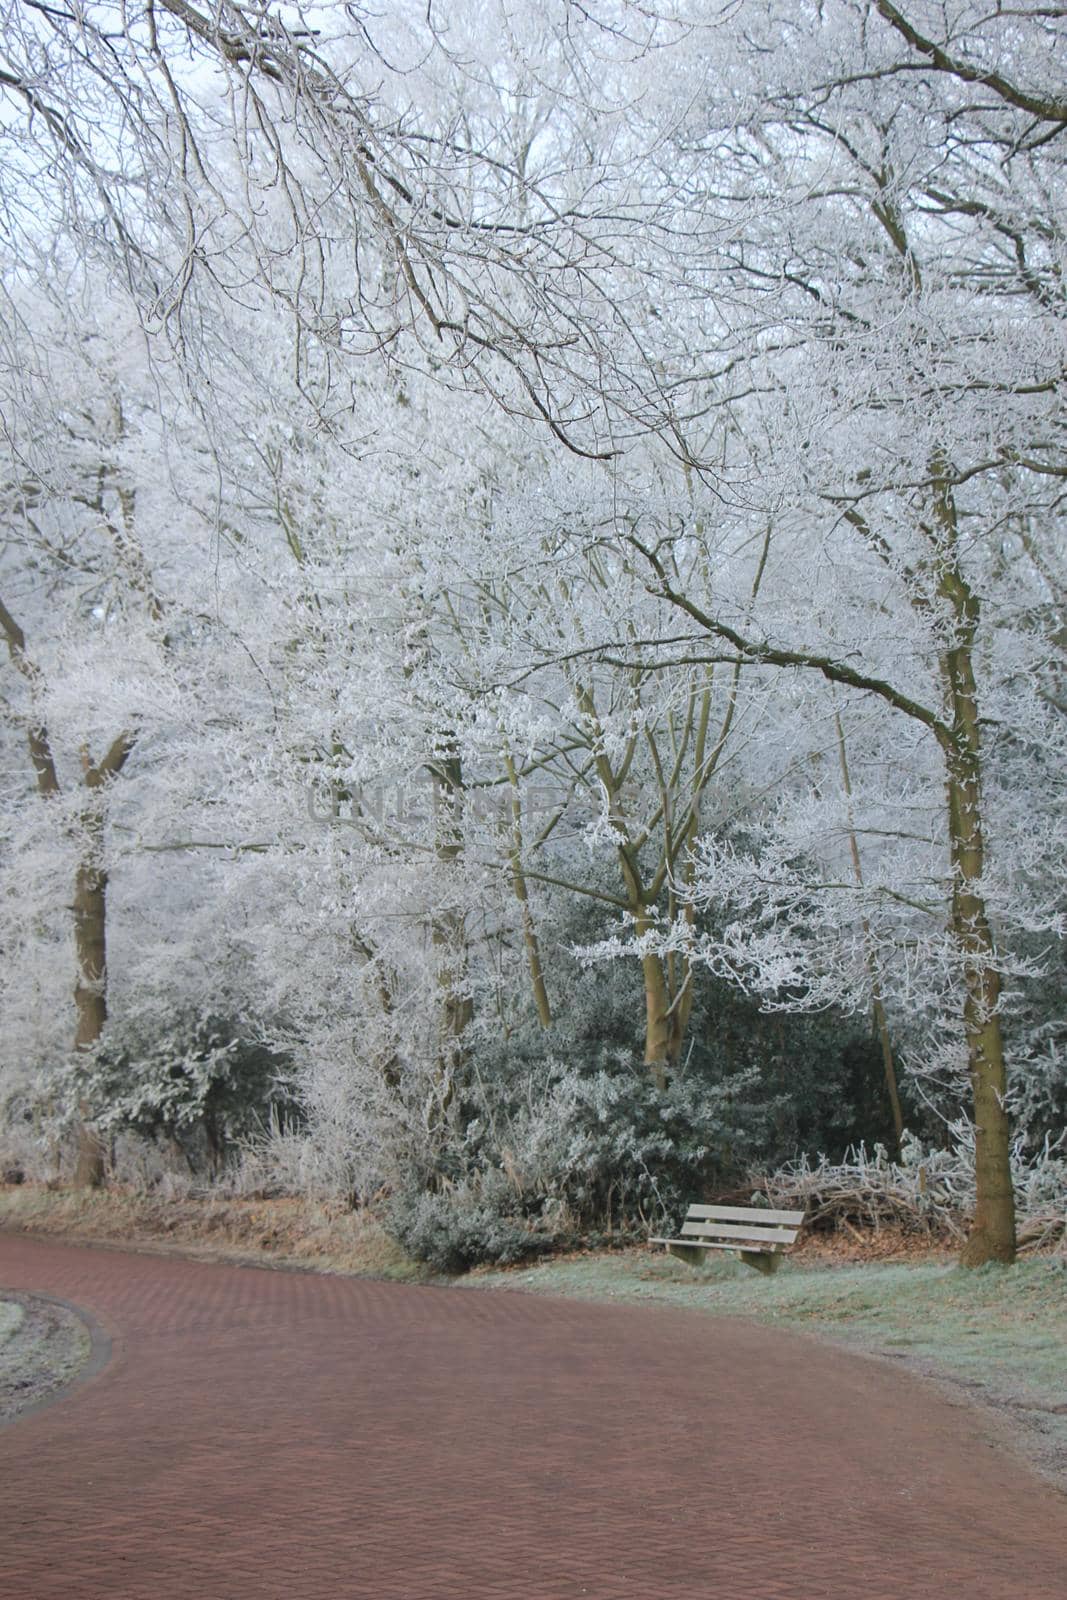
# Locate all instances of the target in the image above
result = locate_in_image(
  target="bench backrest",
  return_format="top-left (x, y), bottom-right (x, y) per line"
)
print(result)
top-left (680, 1203), bottom-right (805, 1250)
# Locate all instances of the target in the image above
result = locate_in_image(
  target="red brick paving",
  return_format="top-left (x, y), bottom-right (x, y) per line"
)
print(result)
top-left (1, 1234), bottom-right (1065, 1599)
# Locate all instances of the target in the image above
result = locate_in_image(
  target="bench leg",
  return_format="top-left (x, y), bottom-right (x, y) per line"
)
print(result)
top-left (738, 1249), bottom-right (781, 1275)
top-left (666, 1243), bottom-right (709, 1268)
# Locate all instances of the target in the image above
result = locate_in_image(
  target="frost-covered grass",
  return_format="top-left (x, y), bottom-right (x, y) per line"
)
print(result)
top-left (0, 1292), bottom-right (90, 1423)
top-left (0, 1299), bottom-right (26, 1342)
top-left (471, 1247), bottom-right (1067, 1480)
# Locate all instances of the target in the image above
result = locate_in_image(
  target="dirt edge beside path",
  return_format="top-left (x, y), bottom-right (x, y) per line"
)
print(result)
top-left (0, 1182), bottom-right (425, 1280)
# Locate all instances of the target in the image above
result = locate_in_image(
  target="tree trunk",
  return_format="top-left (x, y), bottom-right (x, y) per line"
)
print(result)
top-left (642, 948), bottom-right (672, 1091)
top-left (938, 539), bottom-right (1016, 1266)
top-left (430, 743), bottom-right (473, 1124)
top-left (4, 589), bottom-right (135, 1192)
top-left (639, 937), bottom-right (690, 1091)
top-left (504, 752), bottom-right (552, 1027)
top-left (834, 709), bottom-right (905, 1147)
top-left (72, 808), bottom-right (109, 1188)
top-left (352, 929), bottom-right (401, 1092)
top-left (871, 987), bottom-right (904, 1153)
top-left (944, 701), bottom-right (1015, 1265)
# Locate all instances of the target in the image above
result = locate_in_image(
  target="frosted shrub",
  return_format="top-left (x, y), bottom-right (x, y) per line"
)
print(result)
top-left (379, 1033), bottom-right (786, 1267)
top-left (753, 1127), bottom-right (1067, 1248)
top-left (0, 1085), bottom-right (59, 1183)
top-left (58, 1011), bottom-right (299, 1178)
top-left (518, 1059), bottom-right (780, 1230)
top-left (233, 1111), bottom-right (350, 1200)
top-left (386, 1176), bottom-right (558, 1273)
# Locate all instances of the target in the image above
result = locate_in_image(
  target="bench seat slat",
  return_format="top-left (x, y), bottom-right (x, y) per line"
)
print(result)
top-left (686, 1204), bottom-right (804, 1226)
top-left (649, 1238), bottom-right (780, 1255)
top-left (680, 1220), bottom-right (799, 1245)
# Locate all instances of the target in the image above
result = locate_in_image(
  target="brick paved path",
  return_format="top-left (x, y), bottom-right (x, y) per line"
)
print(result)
top-left (2, 1235), bottom-right (1064, 1600)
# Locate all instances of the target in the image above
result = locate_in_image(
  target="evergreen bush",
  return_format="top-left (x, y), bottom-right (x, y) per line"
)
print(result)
top-left (60, 1011), bottom-right (299, 1176)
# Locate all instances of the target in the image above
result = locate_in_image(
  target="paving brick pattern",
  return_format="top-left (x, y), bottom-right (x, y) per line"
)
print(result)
top-left (1, 1234), bottom-right (1064, 1599)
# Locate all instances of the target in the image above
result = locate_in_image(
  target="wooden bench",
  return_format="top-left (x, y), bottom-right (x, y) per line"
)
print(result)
top-left (651, 1203), bottom-right (805, 1275)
